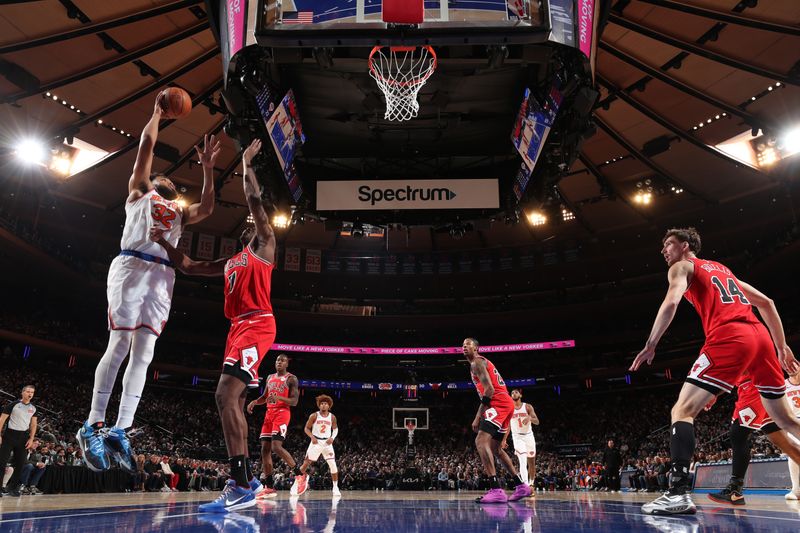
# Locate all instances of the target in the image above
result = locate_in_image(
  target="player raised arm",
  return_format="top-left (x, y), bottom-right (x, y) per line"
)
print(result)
top-left (149, 228), bottom-right (225, 277)
top-left (526, 404), bottom-right (539, 426)
top-left (272, 375), bottom-right (300, 407)
top-left (630, 260), bottom-right (693, 371)
top-left (242, 139), bottom-right (276, 263)
top-left (304, 413), bottom-right (318, 444)
top-left (183, 134), bottom-right (221, 225)
top-left (128, 95), bottom-right (164, 197)
top-left (738, 280), bottom-right (799, 373)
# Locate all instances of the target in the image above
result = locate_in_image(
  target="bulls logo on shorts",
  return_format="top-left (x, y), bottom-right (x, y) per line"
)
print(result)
top-left (241, 346), bottom-right (259, 371)
top-left (738, 407), bottom-right (757, 427)
top-left (688, 353), bottom-right (711, 379)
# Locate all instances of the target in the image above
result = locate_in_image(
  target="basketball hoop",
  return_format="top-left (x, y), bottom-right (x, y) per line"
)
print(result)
top-left (405, 420), bottom-right (417, 444)
top-left (368, 45), bottom-right (437, 122)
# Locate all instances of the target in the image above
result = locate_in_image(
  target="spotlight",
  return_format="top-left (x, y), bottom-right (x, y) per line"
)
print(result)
top-left (561, 207), bottom-right (575, 222)
top-left (246, 213), bottom-right (255, 225)
top-left (782, 126), bottom-right (800, 155)
top-left (15, 139), bottom-right (47, 165)
top-left (634, 192), bottom-right (653, 205)
top-left (272, 213), bottom-right (289, 229)
top-left (176, 198), bottom-right (188, 208)
top-left (526, 211), bottom-right (547, 226)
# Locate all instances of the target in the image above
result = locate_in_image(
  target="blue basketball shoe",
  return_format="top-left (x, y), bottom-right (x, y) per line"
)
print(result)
top-left (105, 426), bottom-right (137, 474)
top-left (199, 480), bottom-right (256, 513)
top-left (76, 421), bottom-right (111, 472)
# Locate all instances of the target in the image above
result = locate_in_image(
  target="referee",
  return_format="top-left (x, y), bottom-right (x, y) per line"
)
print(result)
top-left (0, 385), bottom-right (38, 497)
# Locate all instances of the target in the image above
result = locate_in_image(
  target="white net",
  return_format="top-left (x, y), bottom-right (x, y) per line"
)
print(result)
top-left (369, 46), bottom-right (437, 122)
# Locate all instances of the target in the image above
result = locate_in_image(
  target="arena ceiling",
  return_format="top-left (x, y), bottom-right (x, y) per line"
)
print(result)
top-left (0, 0), bottom-right (799, 255)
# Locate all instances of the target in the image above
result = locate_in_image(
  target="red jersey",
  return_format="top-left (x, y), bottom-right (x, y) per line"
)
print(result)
top-left (223, 245), bottom-right (274, 320)
top-left (266, 372), bottom-right (294, 411)
top-left (470, 355), bottom-right (510, 399)
top-left (683, 257), bottom-right (758, 341)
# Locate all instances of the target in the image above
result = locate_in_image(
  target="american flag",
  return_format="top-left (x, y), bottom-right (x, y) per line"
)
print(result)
top-left (283, 11), bottom-right (314, 24)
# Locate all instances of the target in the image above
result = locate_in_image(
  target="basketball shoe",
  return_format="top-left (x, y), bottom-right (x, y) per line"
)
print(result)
top-left (256, 487), bottom-right (277, 499)
top-left (199, 480), bottom-right (256, 513)
top-left (76, 421), bottom-right (110, 472)
top-left (104, 427), bottom-right (137, 474)
top-left (708, 481), bottom-right (746, 506)
top-left (508, 482), bottom-right (532, 501)
top-left (332, 485), bottom-right (341, 497)
top-left (291, 474), bottom-right (308, 496)
top-left (642, 490), bottom-right (697, 515)
top-left (476, 488), bottom-right (508, 503)
top-left (249, 478), bottom-right (264, 496)
top-left (785, 490), bottom-right (800, 500)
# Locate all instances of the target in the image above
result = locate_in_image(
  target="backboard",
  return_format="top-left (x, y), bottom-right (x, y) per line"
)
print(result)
top-left (258, 0), bottom-right (549, 47)
top-left (392, 407), bottom-right (429, 430)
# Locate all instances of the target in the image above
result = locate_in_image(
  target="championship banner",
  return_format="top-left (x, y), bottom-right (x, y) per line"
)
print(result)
top-left (284, 247), bottom-right (301, 271)
top-left (196, 233), bottom-right (216, 260)
top-left (272, 340), bottom-right (575, 355)
top-left (220, 237), bottom-right (238, 258)
top-left (177, 230), bottom-right (193, 255)
top-left (305, 249), bottom-right (321, 273)
top-left (316, 179), bottom-right (499, 211)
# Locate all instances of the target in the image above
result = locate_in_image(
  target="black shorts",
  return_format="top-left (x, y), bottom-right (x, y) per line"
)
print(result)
top-left (479, 419), bottom-right (506, 442)
top-left (222, 361), bottom-right (252, 387)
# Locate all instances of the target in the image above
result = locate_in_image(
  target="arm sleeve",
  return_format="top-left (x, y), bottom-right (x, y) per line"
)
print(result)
top-left (330, 427), bottom-right (338, 440)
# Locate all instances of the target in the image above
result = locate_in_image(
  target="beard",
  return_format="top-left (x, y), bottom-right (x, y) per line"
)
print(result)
top-left (155, 184), bottom-right (178, 200)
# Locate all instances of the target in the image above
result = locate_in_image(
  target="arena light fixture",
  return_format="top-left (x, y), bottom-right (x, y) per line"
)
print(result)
top-left (246, 213), bottom-right (255, 225)
top-left (526, 211), bottom-right (547, 226)
top-left (782, 126), bottom-right (800, 155)
top-left (634, 192), bottom-right (652, 205)
top-left (561, 207), bottom-right (575, 222)
top-left (175, 198), bottom-right (187, 208)
top-left (14, 138), bottom-right (47, 165)
top-left (272, 213), bottom-right (290, 229)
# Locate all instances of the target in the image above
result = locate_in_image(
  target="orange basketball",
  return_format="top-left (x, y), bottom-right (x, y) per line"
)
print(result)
top-left (159, 87), bottom-right (192, 119)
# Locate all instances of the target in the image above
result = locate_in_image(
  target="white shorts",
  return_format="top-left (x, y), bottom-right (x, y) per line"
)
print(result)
top-left (306, 440), bottom-right (336, 462)
top-left (107, 255), bottom-right (175, 336)
top-left (511, 432), bottom-right (536, 457)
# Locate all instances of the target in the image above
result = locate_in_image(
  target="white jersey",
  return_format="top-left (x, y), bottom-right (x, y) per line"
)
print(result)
top-left (120, 189), bottom-right (183, 260)
top-left (787, 379), bottom-right (800, 418)
top-left (312, 411), bottom-right (334, 439)
top-left (511, 403), bottom-right (533, 436)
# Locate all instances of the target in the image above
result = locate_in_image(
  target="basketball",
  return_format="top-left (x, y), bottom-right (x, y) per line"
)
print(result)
top-left (159, 87), bottom-right (192, 119)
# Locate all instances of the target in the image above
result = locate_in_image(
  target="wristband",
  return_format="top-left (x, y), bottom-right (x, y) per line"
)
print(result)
top-left (481, 395), bottom-right (492, 407)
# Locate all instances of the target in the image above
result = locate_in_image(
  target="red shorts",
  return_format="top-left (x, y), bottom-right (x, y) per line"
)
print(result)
top-left (732, 380), bottom-right (777, 432)
top-left (260, 408), bottom-right (291, 441)
top-left (479, 393), bottom-right (515, 440)
top-left (222, 313), bottom-right (276, 388)
top-left (686, 321), bottom-right (785, 398)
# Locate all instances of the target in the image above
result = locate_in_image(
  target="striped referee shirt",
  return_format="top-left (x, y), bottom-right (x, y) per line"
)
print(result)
top-left (2, 400), bottom-right (37, 431)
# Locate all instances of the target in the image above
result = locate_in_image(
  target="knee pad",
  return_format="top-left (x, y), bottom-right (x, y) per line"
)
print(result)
top-left (326, 459), bottom-right (338, 474)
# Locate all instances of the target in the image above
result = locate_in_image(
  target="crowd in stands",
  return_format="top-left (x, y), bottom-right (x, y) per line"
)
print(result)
top-left (1, 347), bottom-right (788, 497)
